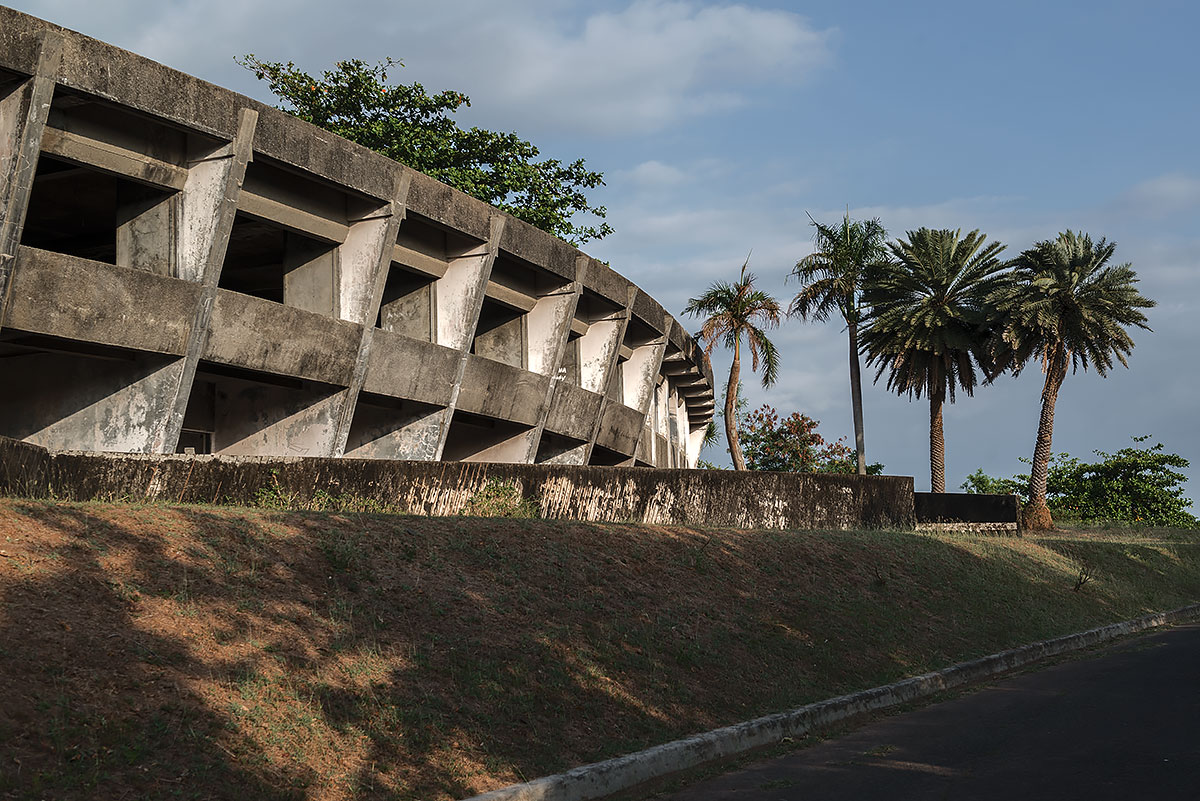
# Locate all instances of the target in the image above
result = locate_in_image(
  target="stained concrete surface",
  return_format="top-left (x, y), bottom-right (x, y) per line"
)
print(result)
top-left (660, 624), bottom-right (1200, 800)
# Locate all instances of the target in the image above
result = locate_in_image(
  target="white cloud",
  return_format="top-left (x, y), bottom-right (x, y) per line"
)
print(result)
top-left (622, 160), bottom-right (690, 189)
top-left (1120, 173), bottom-right (1200, 217)
top-left (483, 1), bottom-right (834, 134)
top-left (9, 0), bottom-right (833, 136)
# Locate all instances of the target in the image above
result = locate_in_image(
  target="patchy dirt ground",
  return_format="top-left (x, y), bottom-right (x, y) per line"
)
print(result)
top-left (1, 498), bottom-right (1197, 800)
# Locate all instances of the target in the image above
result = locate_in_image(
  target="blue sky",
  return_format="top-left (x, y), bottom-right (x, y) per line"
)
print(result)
top-left (12, 1), bottom-right (1198, 500)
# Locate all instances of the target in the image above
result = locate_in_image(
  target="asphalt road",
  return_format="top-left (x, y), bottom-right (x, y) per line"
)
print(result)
top-left (660, 624), bottom-right (1200, 800)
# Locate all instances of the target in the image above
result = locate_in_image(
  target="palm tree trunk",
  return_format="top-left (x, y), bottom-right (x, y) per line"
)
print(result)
top-left (1025, 343), bottom-right (1068, 530)
top-left (847, 319), bottom-right (867, 475)
top-left (929, 386), bottom-right (945, 493)
top-left (726, 338), bottom-right (746, 470)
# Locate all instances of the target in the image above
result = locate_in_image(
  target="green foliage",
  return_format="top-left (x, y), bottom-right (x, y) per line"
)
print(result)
top-left (739, 404), bottom-right (884, 474)
top-left (1056, 438), bottom-right (1197, 528)
top-left (685, 259), bottom-right (782, 389)
top-left (960, 468), bottom-right (1023, 496)
top-left (239, 56), bottom-right (612, 245)
top-left (790, 212), bottom-right (889, 327)
top-left (963, 437), bottom-right (1197, 528)
top-left (686, 259), bottom-right (782, 471)
top-left (861, 228), bottom-right (1010, 402)
top-left (988, 231), bottom-right (1155, 381)
top-left (462, 480), bottom-right (540, 519)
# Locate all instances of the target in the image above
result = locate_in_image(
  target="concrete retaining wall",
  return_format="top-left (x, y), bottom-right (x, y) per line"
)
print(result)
top-left (0, 437), bottom-right (914, 530)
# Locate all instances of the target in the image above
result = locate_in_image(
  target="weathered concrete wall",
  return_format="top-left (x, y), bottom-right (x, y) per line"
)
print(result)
top-left (0, 437), bottom-right (914, 530)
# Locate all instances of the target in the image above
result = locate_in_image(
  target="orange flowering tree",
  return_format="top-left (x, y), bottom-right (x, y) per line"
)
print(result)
top-left (739, 404), bottom-right (883, 474)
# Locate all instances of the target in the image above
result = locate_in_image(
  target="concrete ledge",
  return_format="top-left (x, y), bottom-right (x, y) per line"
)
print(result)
top-left (462, 603), bottom-right (1200, 801)
top-left (916, 521), bottom-right (1019, 535)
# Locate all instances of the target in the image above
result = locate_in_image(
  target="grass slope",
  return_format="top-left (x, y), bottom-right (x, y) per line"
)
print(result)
top-left (1, 498), bottom-right (1197, 800)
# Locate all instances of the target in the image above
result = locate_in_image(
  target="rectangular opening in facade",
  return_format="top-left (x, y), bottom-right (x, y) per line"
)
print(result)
top-left (589, 444), bottom-right (629, 467)
top-left (535, 431), bottom-right (587, 465)
top-left (559, 332), bottom-right (581, 386)
top-left (183, 363), bottom-right (343, 457)
top-left (472, 298), bottom-right (526, 368)
top-left (384, 212), bottom-right (484, 343)
top-left (344, 392), bottom-right (445, 460)
top-left (568, 290), bottom-right (624, 392)
top-left (0, 331), bottom-right (181, 452)
top-left (219, 214), bottom-right (337, 312)
top-left (20, 155), bottom-right (177, 269)
top-left (442, 410), bottom-right (532, 463)
top-left (377, 265), bottom-right (436, 341)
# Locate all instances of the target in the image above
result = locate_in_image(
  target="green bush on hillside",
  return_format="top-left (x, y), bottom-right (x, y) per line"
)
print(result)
top-left (963, 436), bottom-right (1197, 528)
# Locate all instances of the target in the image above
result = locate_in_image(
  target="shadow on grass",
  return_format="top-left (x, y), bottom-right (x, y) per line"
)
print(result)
top-left (4, 501), bottom-right (1200, 800)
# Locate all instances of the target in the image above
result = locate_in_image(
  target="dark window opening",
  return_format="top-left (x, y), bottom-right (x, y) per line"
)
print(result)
top-left (471, 298), bottom-right (526, 368)
top-left (442, 410), bottom-right (532, 463)
top-left (21, 155), bottom-right (176, 270)
top-left (220, 215), bottom-right (336, 312)
top-left (589, 444), bottom-right (629, 467)
top-left (176, 430), bottom-right (212, 454)
top-left (377, 266), bottom-right (435, 341)
top-left (535, 431), bottom-right (586, 464)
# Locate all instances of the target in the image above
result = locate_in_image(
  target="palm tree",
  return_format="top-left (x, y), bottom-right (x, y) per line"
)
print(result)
top-left (789, 211), bottom-right (889, 475)
top-left (860, 228), bottom-right (1009, 492)
top-left (989, 231), bottom-right (1154, 530)
top-left (685, 259), bottom-right (781, 471)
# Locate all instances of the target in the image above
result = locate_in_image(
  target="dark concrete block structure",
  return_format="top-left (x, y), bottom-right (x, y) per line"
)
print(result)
top-left (0, 7), bottom-right (715, 468)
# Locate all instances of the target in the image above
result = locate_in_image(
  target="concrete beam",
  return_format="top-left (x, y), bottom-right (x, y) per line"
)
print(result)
top-left (238, 189), bottom-right (348, 244)
top-left (392, 240), bottom-right (447, 279)
top-left (39, 126), bottom-right (188, 190)
top-left (7, 248), bottom-right (200, 356)
top-left (0, 31), bottom-right (60, 328)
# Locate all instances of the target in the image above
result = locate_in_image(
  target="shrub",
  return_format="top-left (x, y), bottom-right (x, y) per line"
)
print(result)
top-left (462, 480), bottom-right (540, 519)
top-left (963, 437), bottom-right (1197, 528)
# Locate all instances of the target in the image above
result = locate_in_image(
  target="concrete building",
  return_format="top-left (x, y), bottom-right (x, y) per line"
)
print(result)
top-left (0, 8), bottom-right (715, 468)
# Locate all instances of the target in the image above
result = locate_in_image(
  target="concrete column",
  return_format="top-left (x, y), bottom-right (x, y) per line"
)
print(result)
top-left (670, 385), bottom-right (686, 468)
top-left (623, 315), bottom-right (669, 465)
top-left (431, 214), bottom-right (505, 459)
top-left (520, 254), bottom-right (585, 463)
top-left (156, 109), bottom-right (258, 452)
top-left (0, 31), bottom-right (60, 327)
top-left (435, 216), bottom-right (503, 351)
top-left (578, 317), bottom-right (626, 394)
top-left (687, 425), bottom-right (707, 469)
top-left (623, 337), bottom-right (668, 415)
top-left (579, 286), bottom-right (636, 464)
top-left (328, 172), bottom-right (410, 456)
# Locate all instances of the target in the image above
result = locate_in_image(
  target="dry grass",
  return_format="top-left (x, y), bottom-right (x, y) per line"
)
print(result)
top-left (0, 498), bottom-right (1197, 800)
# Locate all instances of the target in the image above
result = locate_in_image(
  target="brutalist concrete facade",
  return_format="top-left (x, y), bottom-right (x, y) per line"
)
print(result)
top-left (0, 8), bottom-right (715, 468)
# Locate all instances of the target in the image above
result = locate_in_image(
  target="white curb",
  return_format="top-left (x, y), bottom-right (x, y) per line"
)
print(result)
top-left (462, 603), bottom-right (1200, 801)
